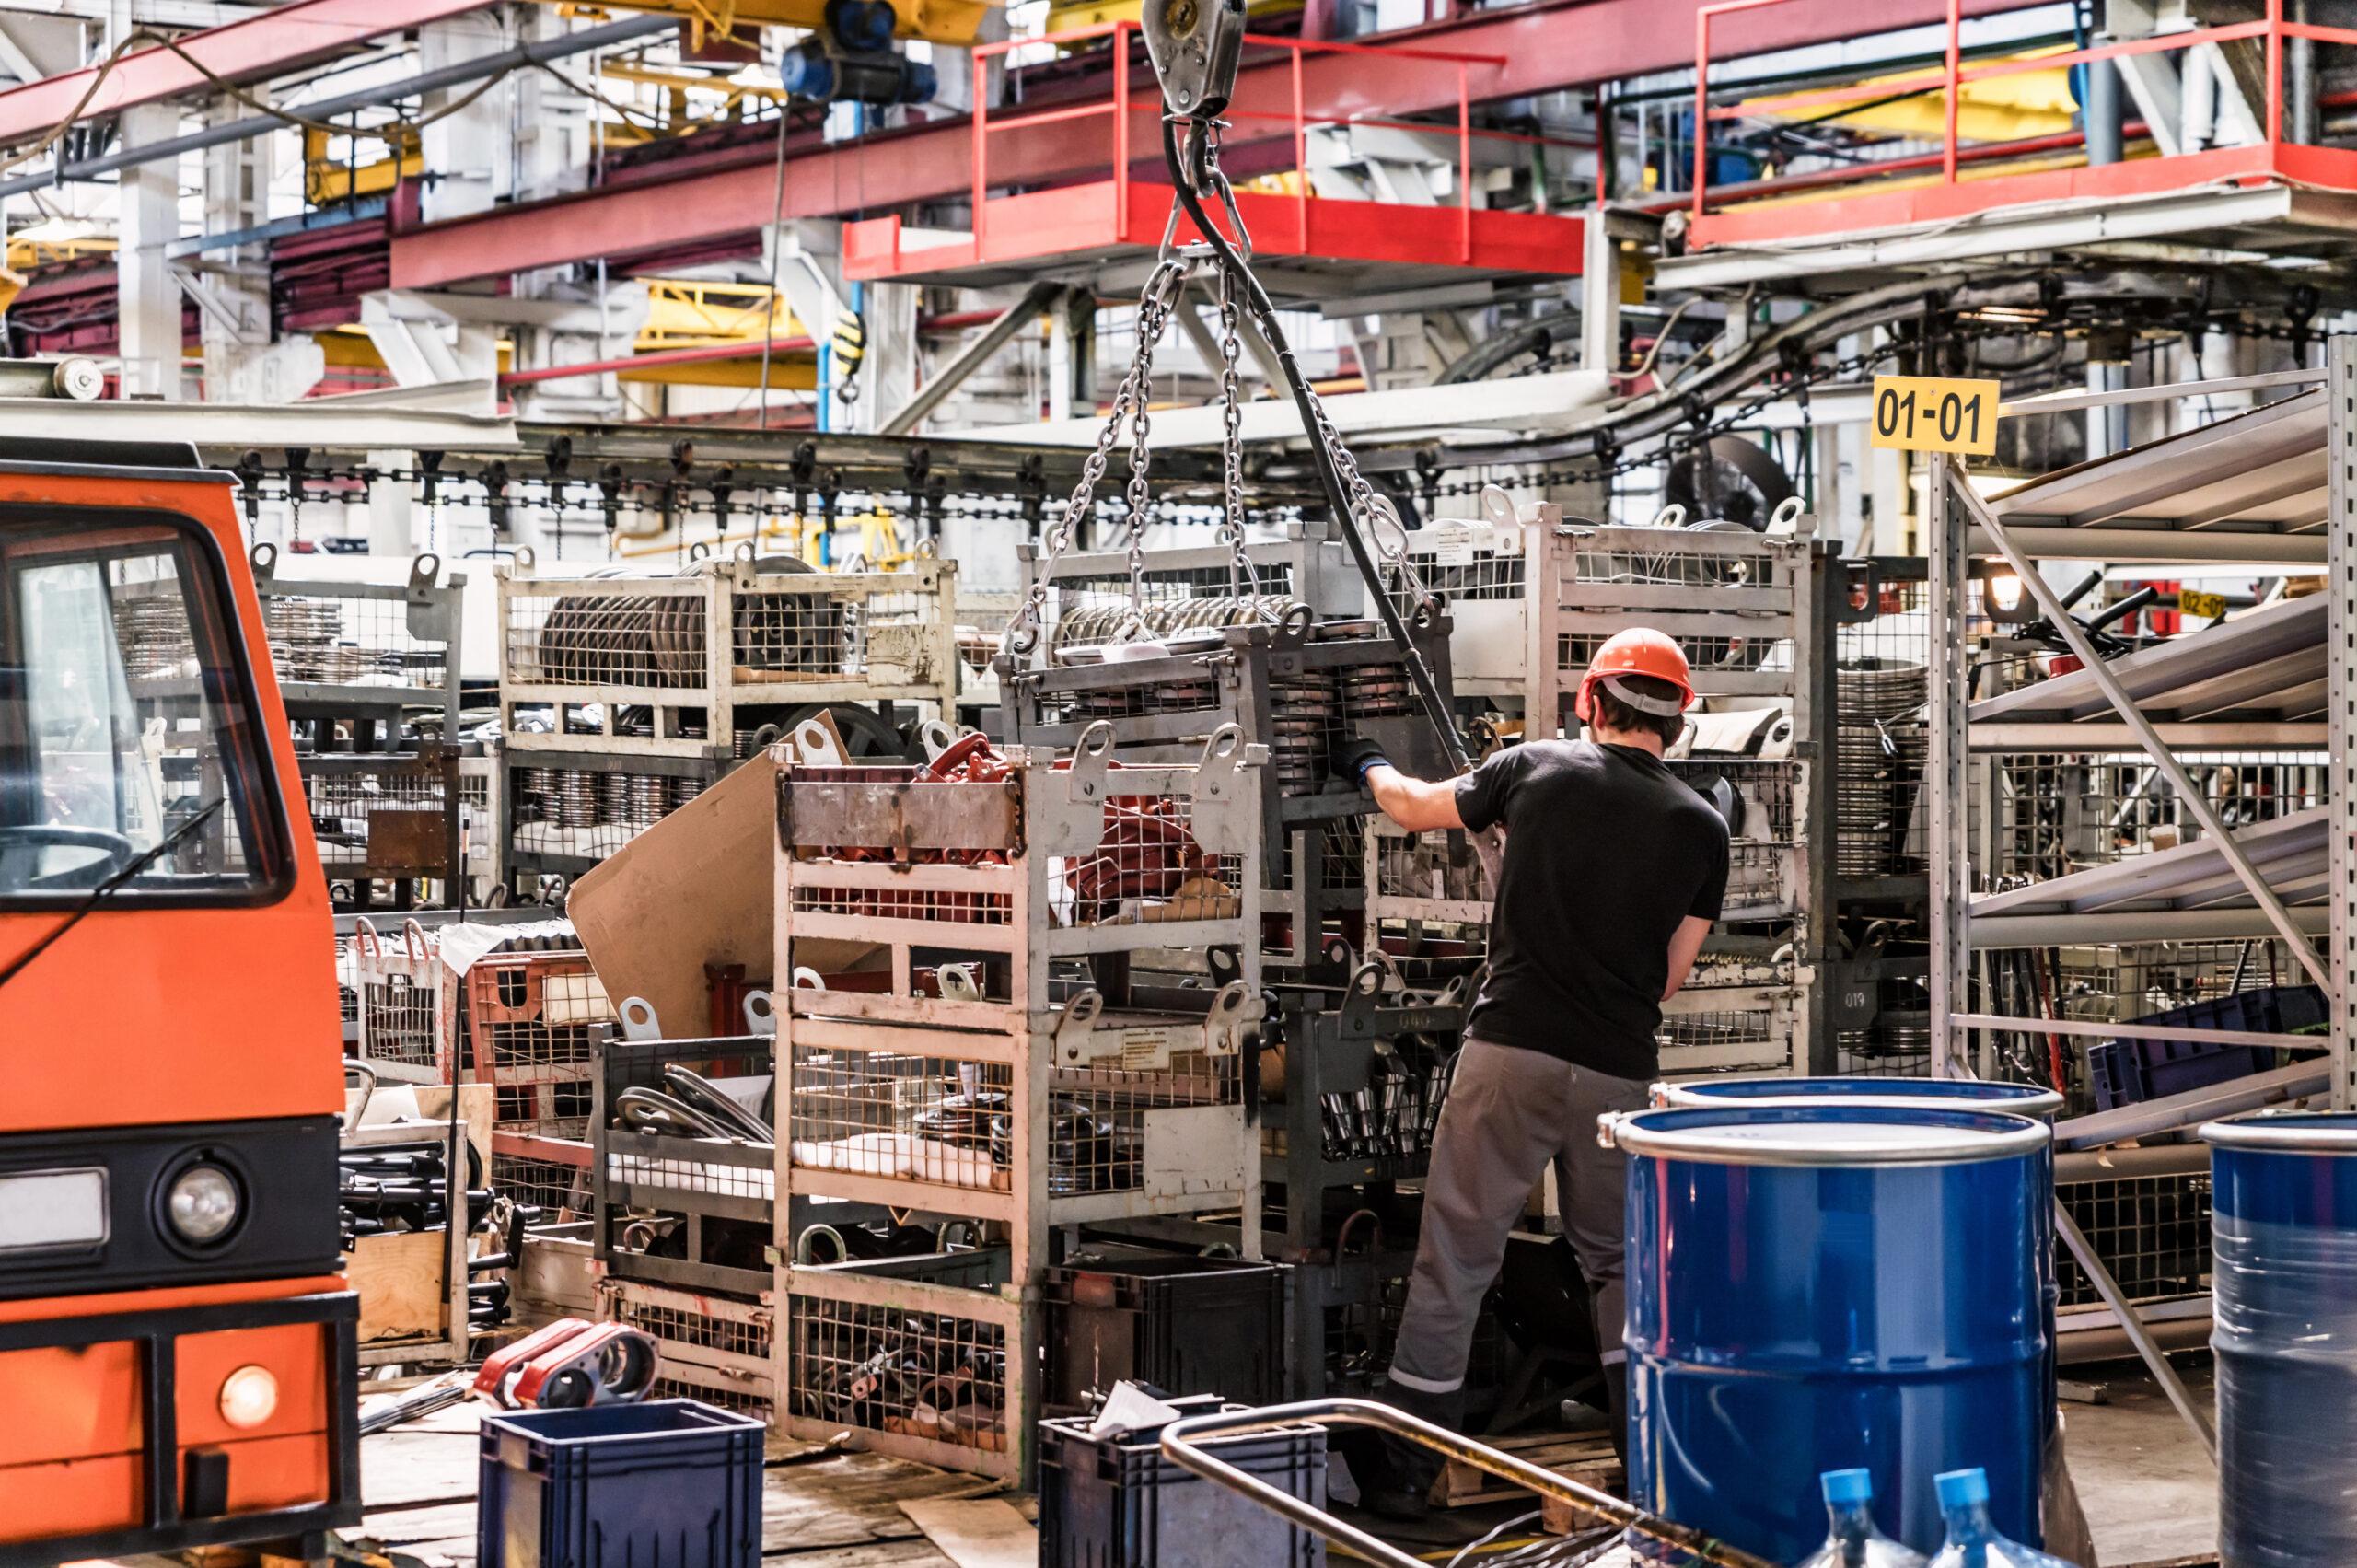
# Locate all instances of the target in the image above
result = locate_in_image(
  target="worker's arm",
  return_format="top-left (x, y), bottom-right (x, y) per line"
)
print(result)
top-left (1364, 762), bottom-right (1465, 833)
top-left (1662, 914), bottom-right (1712, 1002)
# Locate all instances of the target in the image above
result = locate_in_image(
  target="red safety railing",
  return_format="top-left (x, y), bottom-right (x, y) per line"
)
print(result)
top-left (968, 22), bottom-right (1573, 265)
top-left (1689, 0), bottom-right (2357, 232)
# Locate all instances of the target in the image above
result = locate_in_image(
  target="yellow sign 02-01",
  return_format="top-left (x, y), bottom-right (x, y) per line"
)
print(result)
top-left (1868, 375), bottom-right (2002, 457)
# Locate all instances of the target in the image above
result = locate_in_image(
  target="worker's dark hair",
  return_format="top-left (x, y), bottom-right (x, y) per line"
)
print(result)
top-left (1589, 673), bottom-right (1689, 747)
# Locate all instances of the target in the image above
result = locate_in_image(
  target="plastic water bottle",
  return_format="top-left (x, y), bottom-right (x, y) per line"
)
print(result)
top-left (1793, 1469), bottom-right (1928, 1568)
top-left (1927, 1469), bottom-right (2077, 1568)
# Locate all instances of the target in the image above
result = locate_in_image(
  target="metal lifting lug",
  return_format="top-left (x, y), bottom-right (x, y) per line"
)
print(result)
top-left (1142, 0), bottom-right (1247, 117)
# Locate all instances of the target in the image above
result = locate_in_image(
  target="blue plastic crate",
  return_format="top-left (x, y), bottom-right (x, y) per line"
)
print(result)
top-left (479, 1400), bottom-right (763, 1568)
top-left (2090, 984), bottom-right (2328, 1109)
top-left (1039, 1398), bottom-right (1326, 1568)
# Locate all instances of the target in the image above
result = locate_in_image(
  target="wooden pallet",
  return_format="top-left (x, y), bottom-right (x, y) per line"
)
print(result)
top-left (1430, 1426), bottom-right (1624, 1529)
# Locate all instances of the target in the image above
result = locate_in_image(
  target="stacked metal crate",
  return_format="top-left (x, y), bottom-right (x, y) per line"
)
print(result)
top-left (1000, 523), bottom-right (1454, 970)
top-left (496, 546), bottom-right (959, 900)
top-left (772, 728), bottom-right (1267, 1478)
top-left (250, 547), bottom-right (470, 912)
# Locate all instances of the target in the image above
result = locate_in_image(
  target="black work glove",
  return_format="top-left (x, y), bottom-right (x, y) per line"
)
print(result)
top-left (1333, 736), bottom-right (1392, 784)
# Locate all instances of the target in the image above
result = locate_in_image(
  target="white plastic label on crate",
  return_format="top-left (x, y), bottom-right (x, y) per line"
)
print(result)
top-left (1424, 522), bottom-right (1478, 567)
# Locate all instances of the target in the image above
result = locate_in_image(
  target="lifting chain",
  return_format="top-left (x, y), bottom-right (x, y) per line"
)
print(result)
top-left (1213, 264), bottom-right (1260, 604)
top-left (1003, 256), bottom-right (1192, 656)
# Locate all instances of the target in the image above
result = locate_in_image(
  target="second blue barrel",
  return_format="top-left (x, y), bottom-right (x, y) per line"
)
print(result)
top-left (2204, 1110), bottom-right (2357, 1568)
top-left (1653, 1074), bottom-right (2064, 1122)
top-left (1612, 1104), bottom-right (2051, 1562)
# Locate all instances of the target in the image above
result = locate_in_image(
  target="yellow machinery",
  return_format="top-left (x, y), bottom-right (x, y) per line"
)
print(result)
top-left (563, 0), bottom-right (994, 52)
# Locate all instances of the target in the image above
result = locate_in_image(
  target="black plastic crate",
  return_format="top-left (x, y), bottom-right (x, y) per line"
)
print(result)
top-left (478, 1399), bottom-right (762, 1568)
top-left (1039, 1399), bottom-right (1326, 1568)
top-left (2090, 984), bottom-right (2328, 1109)
top-left (1044, 1249), bottom-right (1288, 1411)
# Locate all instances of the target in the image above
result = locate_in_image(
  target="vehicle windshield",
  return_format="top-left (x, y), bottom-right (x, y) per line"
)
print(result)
top-left (0, 514), bottom-right (286, 899)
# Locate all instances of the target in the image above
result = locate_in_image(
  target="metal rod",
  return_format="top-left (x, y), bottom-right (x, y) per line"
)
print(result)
top-left (2054, 1060), bottom-right (2330, 1151)
top-left (1158, 1398), bottom-right (1779, 1568)
top-left (2055, 1204), bottom-right (2219, 1462)
top-left (1949, 1013), bottom-right (2320, 1051)
top-left (0, 14), bottom-right (676, 198)
top-left (1952, 473), bottom-right (2337, 996)
top-left (1999, 366), bottom-right (2326, 414)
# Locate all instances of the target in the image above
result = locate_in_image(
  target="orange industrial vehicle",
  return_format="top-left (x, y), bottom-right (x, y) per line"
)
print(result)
top-left (0, 437), bottom-right (359, 1562)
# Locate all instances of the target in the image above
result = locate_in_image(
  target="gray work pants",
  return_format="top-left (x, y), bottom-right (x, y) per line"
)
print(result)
top-left (1387, 1037), bottom-right (1650, 1407)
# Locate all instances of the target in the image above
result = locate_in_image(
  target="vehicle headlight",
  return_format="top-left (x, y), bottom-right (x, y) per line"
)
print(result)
top-left (219, 1365), bottom-right (279, 1429)
top-left (165, 1164), bottom-right (241, 1246)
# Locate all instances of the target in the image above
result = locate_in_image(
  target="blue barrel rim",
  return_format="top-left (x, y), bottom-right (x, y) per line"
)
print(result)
top-left (2201, 1109), bottom-right (2357, 1152)
top-left (1654, 1074), bottom-right (2065, 1121)
top-left (1608, 1103), bottom-right (2050, 1167)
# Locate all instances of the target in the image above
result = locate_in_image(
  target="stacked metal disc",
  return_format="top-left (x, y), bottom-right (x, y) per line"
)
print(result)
top-left (671, 777), bottom-right (706, 810)
top-left (516, 767), bottom-right (558, 823)
top-left (261, 599), bottom-right (347, 681)
top-left (1048, 593), bottom-right (1298, 659)
top-left (598, 771), bottom-right (633, 823)
top-left (1838, 657), bottom-right (1931, 725)
top-left (1836, 1009), bottom-right (1935, 1077)
top-left (1835, 722), bottom-right (1928, 877)
top-left (556, 771), bottom-right (600, 829)
top-left (629, 774), bottom-right (670, 825)
top-left (1270, 669), bottom-right (1339, 795)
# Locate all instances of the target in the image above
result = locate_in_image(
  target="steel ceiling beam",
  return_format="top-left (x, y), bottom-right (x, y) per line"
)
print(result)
top-left (0, 0), bottom-right (500, 150)
top-left (390, 0), bottom-right (2032, 288)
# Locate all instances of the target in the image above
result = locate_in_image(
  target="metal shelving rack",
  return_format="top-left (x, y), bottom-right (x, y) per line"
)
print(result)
top-left (1925, 354), bottom-right (2355, 1462)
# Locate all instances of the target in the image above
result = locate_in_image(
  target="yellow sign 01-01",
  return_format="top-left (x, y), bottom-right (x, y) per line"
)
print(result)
top-left (1868, 375), bottom-right (2002, 457)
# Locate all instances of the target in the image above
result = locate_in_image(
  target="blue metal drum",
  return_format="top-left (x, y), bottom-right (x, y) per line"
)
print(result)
top-left (1613, 1104), bottom-right (2052, 1563)
top-left (1655, 1075), bottom-right (2065, 1121)
top-left (2203, 1111), bottom-right (2357, 1568)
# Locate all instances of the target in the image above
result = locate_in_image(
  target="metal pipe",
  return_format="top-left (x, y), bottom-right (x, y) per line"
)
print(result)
top-left (0, 13), bottom-right (675, 199)
top-left (880, 278), bottom-right (1063, 436)
top-left (2289, 0), bottom-right (2320, 143)
top-left (1158, 1398), bottom-right (1780, 1568)
top-left (2085, 52), bottom-right (2123, 163)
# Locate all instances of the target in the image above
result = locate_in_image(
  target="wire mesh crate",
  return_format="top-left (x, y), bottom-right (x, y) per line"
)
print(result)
top-left (1664, 756), bottom-right (1802, 923)
top-left (1382, 510), bottom-right (1529, 702)
top-left (596, 1032), bottom-right (776, 1298)
top-left (2056, 1157), bottom-right (2212, 1312)
top-left (600, 1277), bottom-right (777, 1422)
top-left (995, 615), bottom-right (1457, 927)
top-left (250, 545), bottom-right (465, 743)
top-left (1529, 517), bottom-right (1820, 736)
top-left (776, 724), bottom-right (1266, 1038)
top-left (782, 1031), bottom-right (1249, 1221)
top-left (462, 951), bottom-right (613, 1136)
top-left (504, 749), bottom-right (732, 889)
top-left (1656, 952), bottom-right (1806, 1075)
top-left (1364, 819), bottom-right (1492, 927)
top-left (784, 1246), bottom-right (1023, 1476)
top-left (353, 917), bottom-right (449, 1085)
top-left (498, 549), bottom-right (958, 756)
top-left (303, 748), bottom-right (463, 910)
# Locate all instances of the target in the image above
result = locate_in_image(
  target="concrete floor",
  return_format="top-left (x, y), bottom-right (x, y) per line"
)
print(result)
top-left (2065, 1363), bottom-right (2219, 1566)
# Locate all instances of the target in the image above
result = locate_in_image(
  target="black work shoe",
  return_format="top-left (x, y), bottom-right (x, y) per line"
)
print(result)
top-left (1360, 1481), bottom-right (1431, 1523)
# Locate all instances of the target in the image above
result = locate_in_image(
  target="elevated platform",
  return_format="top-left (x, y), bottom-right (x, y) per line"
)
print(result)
top-left (843, 179), bottom-right (1583, 297)
top-left (1658, 145), bottom-right (2357, 292)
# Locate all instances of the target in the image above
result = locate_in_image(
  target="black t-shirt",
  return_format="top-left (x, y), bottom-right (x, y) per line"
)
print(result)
top-left (1452, 739), bottom-right (1731, 1079)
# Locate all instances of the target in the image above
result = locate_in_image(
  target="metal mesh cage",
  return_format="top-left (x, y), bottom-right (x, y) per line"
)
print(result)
top-left (786, 1249), bottom-right (1016, 1461)
top-left (2059, 1169), bottom-right (2212, 1308)
top-left (784, 1043), bottom-right (1239, 1199)
top-left (1983, 749), bottom-right (2328, 883)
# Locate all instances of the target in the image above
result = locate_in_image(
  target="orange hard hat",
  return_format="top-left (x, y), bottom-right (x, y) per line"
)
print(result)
top-left (1574, 627), bottom-right (1696, 725)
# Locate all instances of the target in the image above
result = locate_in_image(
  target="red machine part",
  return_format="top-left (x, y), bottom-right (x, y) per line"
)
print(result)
top-left (471, 1318), bottom-right (659, 1411)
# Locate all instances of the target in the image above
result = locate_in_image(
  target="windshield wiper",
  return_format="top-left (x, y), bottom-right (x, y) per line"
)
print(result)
top-left (0, 797), bottom-right (227, 993)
